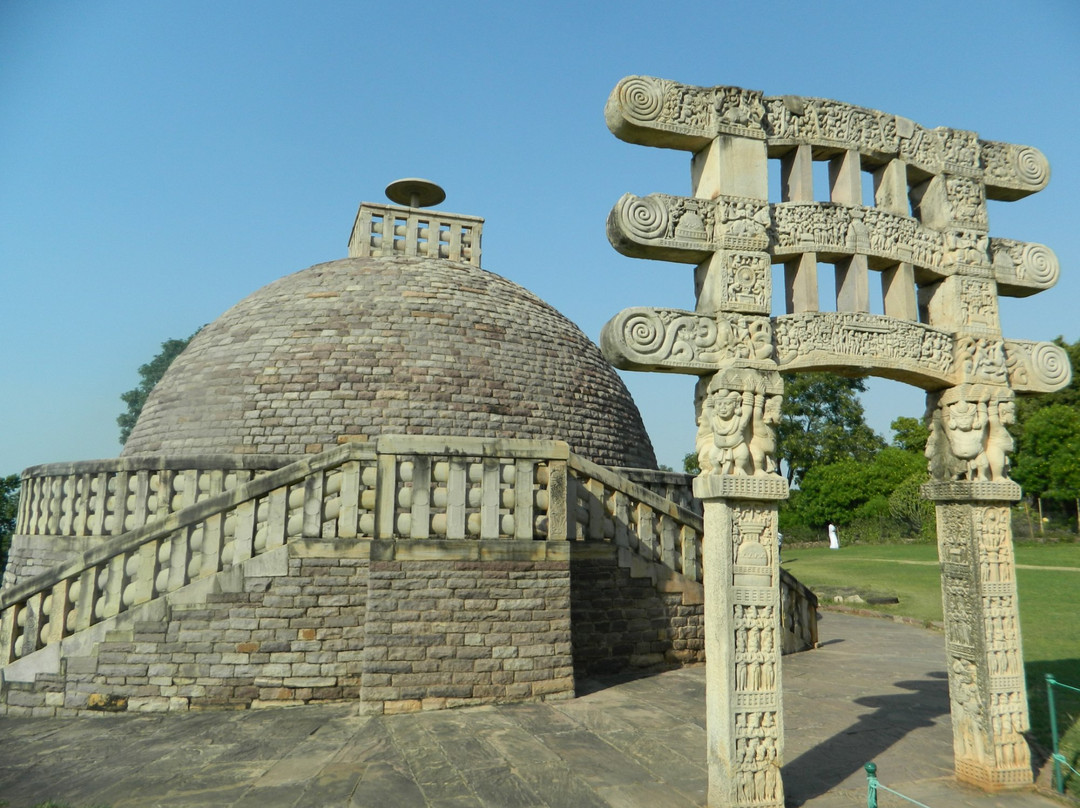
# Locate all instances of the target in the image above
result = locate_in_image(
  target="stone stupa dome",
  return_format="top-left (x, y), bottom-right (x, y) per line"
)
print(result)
top-left (121, 186), bottom-right (657, 469)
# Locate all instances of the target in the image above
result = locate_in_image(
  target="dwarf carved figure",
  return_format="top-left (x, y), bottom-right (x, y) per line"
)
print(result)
top-left (927, 386), bottom-right (1015, 482)
top-left (697, 386), bottom-right (754, 475)
top-left (944, 399), bottom-right (990, 480)
top-left (696, 373), bottom-right (782, 477)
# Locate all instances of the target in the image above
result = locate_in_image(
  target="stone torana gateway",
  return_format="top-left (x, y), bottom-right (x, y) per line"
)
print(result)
top-left (601, 75), bottom-right (1070, 804)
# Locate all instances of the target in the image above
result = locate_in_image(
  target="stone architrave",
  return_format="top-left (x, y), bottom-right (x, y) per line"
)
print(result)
top-left (600, 74), bottom-right (1069, 801)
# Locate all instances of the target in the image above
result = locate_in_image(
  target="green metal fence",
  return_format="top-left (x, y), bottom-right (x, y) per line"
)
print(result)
top-left (864, 763), bottom-right (935, 808)
top-left (1046, 673), bottom-right (1080, 794)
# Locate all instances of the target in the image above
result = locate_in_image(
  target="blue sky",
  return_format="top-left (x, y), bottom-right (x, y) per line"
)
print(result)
top-left (2, 0), bottom-right (1077, 474)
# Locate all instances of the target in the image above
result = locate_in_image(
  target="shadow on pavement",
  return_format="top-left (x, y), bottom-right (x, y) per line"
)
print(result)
top-left (783, 674), bottom-right (949, 805)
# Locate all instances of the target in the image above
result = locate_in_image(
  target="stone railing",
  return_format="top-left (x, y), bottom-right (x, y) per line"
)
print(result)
top-left (370, 436), bottom-right (565, 540)
top-left (1, 436), bottom-right (817, 666)
top-left (347, 202), bottom-right (483, 266)
top-left (779, 568), bottom-right (819, 652)
top-left (0, 443), bottom-right (380, 664)
top-left (568, 454), bottom-right (702, 581)
top-left (16, 456), bottom-right (290, 539)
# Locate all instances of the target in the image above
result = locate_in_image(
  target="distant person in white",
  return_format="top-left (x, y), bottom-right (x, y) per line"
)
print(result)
top-left (827, 523), bottom-right (839, 550)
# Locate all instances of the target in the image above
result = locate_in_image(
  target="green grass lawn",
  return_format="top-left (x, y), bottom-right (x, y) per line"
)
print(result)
top-left (782, 541), bottom-right (1080, 794)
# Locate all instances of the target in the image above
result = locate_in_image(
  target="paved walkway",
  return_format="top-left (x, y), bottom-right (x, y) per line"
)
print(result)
top-left (0, 613), bottom-right (1067, 808)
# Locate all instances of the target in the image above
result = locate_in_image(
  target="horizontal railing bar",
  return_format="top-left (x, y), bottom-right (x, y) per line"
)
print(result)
top-left (21, 454), bottom-right (295, 480)
top-left (376, 435), bottom-right (570, 459)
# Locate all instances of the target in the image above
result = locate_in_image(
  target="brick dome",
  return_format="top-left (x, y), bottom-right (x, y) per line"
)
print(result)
top-left (121, 254), bottom-right (657, 468)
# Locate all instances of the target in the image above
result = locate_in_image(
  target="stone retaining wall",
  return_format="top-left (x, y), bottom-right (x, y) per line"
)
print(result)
top-left (361, 541), bottom-right (573, 714)
top-left (570, 545), bottom-right (704, 677)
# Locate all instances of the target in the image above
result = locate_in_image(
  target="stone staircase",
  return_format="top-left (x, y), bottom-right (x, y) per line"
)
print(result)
top-left (1, 436), bottom-right (817, 716)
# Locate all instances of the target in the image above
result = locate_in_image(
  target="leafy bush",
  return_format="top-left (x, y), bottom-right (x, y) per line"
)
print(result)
top-left (781, 447), bottom-right (925, 530)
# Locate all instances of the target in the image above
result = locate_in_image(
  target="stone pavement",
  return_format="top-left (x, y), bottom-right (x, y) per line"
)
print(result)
top-left (0, 612), bottom-right (1067, 808)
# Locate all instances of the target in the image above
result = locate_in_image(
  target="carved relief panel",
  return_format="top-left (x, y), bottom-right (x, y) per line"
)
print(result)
top-left (926, 386), bottom-right (1015, 483)
top-left (695, 370), bottom-right (783, 480)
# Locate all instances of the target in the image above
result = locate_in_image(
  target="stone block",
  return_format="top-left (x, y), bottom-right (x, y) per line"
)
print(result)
top-left (44, 691), bottom-right (65, 707)
top-left (532, 676), bottom-right (575, 696)
top-left (86, 693), bottom-right (128, 712)
top-left (383, 699), bottom-right (423, 715)
top-left (5, 688), bottom-right (45, 708)
top-left (129, 697), bottom-right (171, 713)
top-left (283, 676), bottom-right (336, 688)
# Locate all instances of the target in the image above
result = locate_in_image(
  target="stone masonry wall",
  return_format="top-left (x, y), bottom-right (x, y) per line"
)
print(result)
top-left (360, 541), bottom-right (574, 714)
top-left (1, 539), bottom-right (581, 717)
top-left (90, 551), bottom-right (367, 712)
top-left (570, 546), bottom-right (705, 677)
top-left (0, 544), bottom-right (369, 716)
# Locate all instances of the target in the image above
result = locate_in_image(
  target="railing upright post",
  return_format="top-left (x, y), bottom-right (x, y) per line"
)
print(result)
top-left (375, 451), bottom-right (398, 539)
top-left (0, 606), bottom-right (17, 665)
top-left (546, 459), bottom-right (568, 541)
top-left (864, 762), bottom-right (878, 808)
top-left (1046, 673), bottom-right (1064, 793)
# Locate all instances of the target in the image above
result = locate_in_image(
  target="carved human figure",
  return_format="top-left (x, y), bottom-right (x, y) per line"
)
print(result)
top-left (696, 386), bottom-right (753, 475)
top-left (749, 393), bottom-right (782, 477)
top-left (984, 398), bottom-right (1015, 481)
top-left (943, 399), bottom-right (990, 480)
top-left (846, 208), bottom-right (870, 251)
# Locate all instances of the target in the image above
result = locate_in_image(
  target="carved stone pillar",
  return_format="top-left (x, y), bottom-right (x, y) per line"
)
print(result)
top-left (923, 480), bottom-right (1032, 789)
top-left (924, 384), bottom-right (1032, 790)
top-left (694, 368), bottom-right (787, 807)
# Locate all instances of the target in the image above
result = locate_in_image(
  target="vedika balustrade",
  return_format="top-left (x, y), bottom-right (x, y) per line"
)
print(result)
top-left (0, 436), bottom-right (818, 713)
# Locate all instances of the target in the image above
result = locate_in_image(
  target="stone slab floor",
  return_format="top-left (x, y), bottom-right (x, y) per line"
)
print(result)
top-left (0, 612), bottom-right (1066, 807)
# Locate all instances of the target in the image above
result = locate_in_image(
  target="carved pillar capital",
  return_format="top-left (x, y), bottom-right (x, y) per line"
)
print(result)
top-left (694, 369), bottom-right (786, 484)
top-left (925, 385), bottom-right (1017, 485)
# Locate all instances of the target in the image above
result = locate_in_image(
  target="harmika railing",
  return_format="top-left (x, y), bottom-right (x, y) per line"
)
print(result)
top-left (1045, 673), bottom-right (1080, 794)
top-left (1, 436), bottom-right (716, 667)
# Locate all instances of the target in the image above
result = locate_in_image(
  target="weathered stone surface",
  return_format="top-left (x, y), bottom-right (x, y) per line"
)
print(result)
top-left (602, 74), bottom-right (1066, 801)
top-left (121, 253), bottom-right (656, 470)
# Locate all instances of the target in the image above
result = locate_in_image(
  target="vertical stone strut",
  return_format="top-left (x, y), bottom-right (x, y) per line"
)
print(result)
top-left (916, 135), bottom-right (1035, 788)
top-left (692, 106), bottom-right (787, 808)
top-left (604, 79), bottom-right (791, 806)
top-left (600, 74), bottom-right (1068, 799)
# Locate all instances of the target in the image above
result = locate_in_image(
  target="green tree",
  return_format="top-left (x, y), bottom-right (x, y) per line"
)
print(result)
top-left (786, 447), bottom-right (925, 528)
top-left (890, 415), bottom-right (929, 454)
top-left (778, 373), bottom-right (885, 485)
top-left (0, 473), bottom-right (20, 576)
top-left (885, 416), bottom-right (933, 538)
top-left (888, 472), bottom-right (934, 538)
top-left (1012, 404), bottom-right (1080, 503)
top-left (117, 332), bottom-right (198, 445)
top-left (683, 451), bottom-right (700, 475)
